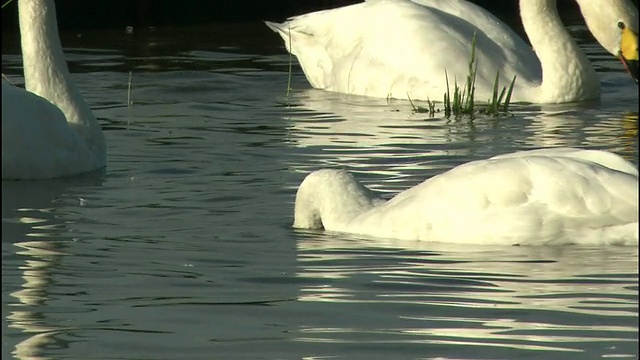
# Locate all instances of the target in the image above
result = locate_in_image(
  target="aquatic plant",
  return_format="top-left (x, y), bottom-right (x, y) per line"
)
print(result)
top-left (412, 32), bottom-right (517, 119)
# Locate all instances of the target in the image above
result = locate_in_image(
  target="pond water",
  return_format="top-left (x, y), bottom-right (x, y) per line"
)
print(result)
top-left (2, 19), bottom-right (638, 360)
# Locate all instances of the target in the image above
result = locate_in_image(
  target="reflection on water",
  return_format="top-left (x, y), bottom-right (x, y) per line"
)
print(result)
top-left (3, 176), bottom-right (104, 360)
top-left (521, 108), bottom-right (639, 157)
top-left (295, 233), bottom-right (639, 358)
top-left (287, 89), bottom-right (639, 155)
top-left (283, 89), bottom-right (638, 196)
top-left (2, 19), bottom-right (638, 360)
top-left (284, 90), bottom-right (473, 190)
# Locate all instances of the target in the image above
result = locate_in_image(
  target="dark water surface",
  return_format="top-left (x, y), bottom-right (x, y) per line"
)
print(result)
top-left (2, 19), bottom-right (638, 360)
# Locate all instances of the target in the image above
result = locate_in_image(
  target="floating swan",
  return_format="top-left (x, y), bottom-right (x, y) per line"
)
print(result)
top-left (2, 0), bottom-right (106, 180)
top-left (266, 0), bottom-right (639, 103)
top-left (293, 148), bottom-right (639, 245)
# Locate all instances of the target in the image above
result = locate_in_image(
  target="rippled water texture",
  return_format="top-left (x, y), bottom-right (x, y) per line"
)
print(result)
top-left (2, 19), bottom-right (638, 360)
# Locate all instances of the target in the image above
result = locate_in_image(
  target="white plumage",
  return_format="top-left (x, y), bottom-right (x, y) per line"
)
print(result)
top-left (2, 0), bottom-right (106, 180)
top-left (266, 0), bottom-right (639, 103)
top-left (293, 148), bottom-right (639, 245)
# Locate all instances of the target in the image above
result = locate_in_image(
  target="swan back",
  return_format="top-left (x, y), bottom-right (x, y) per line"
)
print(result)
top-left (491, 147), bottom-right (639, 176)
top-left (266, 0), bottom-right (542, 100)
top-left (293, 149), bottom-right (638, 245)
top-left (266, 0), bottom-right (623, 102)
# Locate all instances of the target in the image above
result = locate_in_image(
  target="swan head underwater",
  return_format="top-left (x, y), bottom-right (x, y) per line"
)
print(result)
top-left (576, 0), bottom-right (638, 83)
top-left (292, 149), bottom-right (639, 246)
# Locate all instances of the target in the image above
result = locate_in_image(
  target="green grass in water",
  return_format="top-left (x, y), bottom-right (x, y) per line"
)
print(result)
top-left (412, 32), bottom-right (516, 119)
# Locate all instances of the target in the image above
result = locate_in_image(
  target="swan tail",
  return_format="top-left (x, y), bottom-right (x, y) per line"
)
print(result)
top-left (265, 21), bottom-right (286, 36)
top-left (264, 19), bottom-right (333, 89)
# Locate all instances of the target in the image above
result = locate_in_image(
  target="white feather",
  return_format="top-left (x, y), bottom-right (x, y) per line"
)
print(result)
top-left (266, 0), bottom-right (638, 103)
top-left (2, 0), bottom-right (106, 180)
top-left (293, 148), bottom-right (639, 245)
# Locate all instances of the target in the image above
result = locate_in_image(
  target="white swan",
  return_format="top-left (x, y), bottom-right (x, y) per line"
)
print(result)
top-left (266, 0), bottom-right (639, 103)
top-left (293, 148), bottom-right (639, 245)
top-left (2, 0), bottom-right (106, 180)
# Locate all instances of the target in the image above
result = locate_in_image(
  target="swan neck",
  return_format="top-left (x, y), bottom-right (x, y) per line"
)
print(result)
top-left (20, 0), bottom-right (71, 103)
top-left (19, 0), bottom-right (105, 153)
top-left (294, 171), bottom-right (377, 230)
top-left (519, 0), bottom-right (599, 101)
top-left (18, 0), bottom-right (95, 123)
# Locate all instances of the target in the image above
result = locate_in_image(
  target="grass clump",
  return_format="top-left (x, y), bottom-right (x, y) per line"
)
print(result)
top-left (411, 32), bottom-right (517, 119)
top-left (482, 71), bottom-right (516, 115)
top-left (443, 33), bottom-right (478, 118)
top-left (407, 94), bottom-right (438, 116)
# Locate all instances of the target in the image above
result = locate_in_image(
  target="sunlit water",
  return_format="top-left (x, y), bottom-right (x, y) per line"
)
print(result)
top-left (2, 21), bottom-right (638, 360)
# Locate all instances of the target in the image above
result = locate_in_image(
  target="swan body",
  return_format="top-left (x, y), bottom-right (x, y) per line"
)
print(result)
top-left (293, 148), bottom-right (639, 245)
top-left (266, 0), bottom-right (639, 103)
top-left (2, 0), bottom-right (106, 180)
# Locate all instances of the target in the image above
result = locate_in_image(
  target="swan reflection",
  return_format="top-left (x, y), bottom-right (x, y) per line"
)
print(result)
top-left (286, 90), bottom-right (638, 167)
top-left (522, 107), bottom-right (639, 158)
top-left (293, 232), bottom-right (638, 355)
top-left (3, 176), bottom-right (103, 360)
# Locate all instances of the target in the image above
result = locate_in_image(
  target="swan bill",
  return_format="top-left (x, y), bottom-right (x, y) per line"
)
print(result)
top-left (621, 58), bottom-right (639, 83)
top-left (619, 27), bottom-right (638, 83)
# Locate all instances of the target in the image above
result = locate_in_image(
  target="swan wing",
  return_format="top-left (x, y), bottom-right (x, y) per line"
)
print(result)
top-left (357, 153), bottom-right (637, 244)
top-left (491, 147), bottom-right (639, 176)
top-left (267, 0), bottom-right (540, 99)
top-left (2, 81), bottom-right (97, 179)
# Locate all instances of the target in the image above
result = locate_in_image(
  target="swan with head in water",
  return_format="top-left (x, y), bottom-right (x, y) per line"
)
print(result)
top-left (2, 0), bottom-right (106, 180)
top-left (266, 0), bottom-right (639, 103)
top-left (293, 148), bottom-right (639, 245)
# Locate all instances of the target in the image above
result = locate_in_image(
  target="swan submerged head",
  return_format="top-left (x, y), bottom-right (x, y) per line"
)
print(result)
top-left (291, 150), bottom-right (638, 245)
top-left (293, 169), bottom-right (378, 231)
top-left (576, 0), bottom-right (638, 83)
